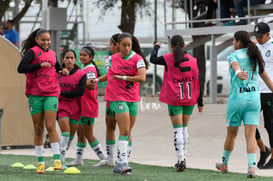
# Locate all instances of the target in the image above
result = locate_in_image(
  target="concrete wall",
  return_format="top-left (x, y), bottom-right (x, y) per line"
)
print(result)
top-left (0, 36), bottom-right (33, 146)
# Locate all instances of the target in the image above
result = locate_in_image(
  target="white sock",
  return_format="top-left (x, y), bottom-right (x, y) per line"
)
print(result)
top-left (35, 145), bottom-right (44, 163)
top-left (92, 143), bottom-right (107, 160)
top-left (75, 146), bottom-right (85, 161)
top-left (60, 135), bottom-right (69, 163)
top-left (117, 140), bottom-right (128, 163)
top-left (106, 144), bottom-right (115, 161)
top-left (51, 142), bottom-right (60, 156)
top-left (127, 145), bottom-right (132, 159)
top-left (173, 127), bottom-right (184, 161)
top-left (183, 126), bottom-right (189, 156)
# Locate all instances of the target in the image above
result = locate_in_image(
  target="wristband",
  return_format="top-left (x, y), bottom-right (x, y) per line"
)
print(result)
top-left (95, 78), bottom-right (99, 82)
top-left (235, 70), bottom-right (241, 76)
top-left (122, 76), bottom-right (127, 80)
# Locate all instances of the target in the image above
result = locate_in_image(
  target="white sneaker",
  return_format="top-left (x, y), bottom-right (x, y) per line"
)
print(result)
top-left (66, 159), bottom-right (84, 167)
top-left (93, 160), bottom-right (115, 167)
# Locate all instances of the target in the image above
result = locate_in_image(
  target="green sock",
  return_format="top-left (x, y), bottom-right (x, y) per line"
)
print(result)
top-left (222, 149), bottom-right (232, 164)
top-left (247, 153), bottom-right (256, 167)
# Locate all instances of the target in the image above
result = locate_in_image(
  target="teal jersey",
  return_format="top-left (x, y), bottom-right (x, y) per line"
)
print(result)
top-left (227, 48), bottom-right (260, 100)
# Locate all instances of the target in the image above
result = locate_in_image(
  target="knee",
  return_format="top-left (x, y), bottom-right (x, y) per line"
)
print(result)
top-left (46, 125), bottom-right (56, 134)
top-left (34, 127), bottom-right (44, 137)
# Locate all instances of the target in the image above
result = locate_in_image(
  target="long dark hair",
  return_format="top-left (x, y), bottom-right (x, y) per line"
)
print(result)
top-left (234, 31), bottom-right (264, 73)
top-left (118, 32), bottom-right (149, 69)
top-left (111, 33), bottom-right (120, 46)
top-left (61, 49), bottom-right (80, 69)
top-left (21, 28), bottom-right (49, 56)
top-left (81, 46), bottom-right (101, 77)
top-left (171, 35), bottom-right (186, 68)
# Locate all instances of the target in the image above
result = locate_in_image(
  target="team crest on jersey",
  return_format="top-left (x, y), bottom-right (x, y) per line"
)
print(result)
top-left (265, 50), bottom-right (271, 57)
top-left (118, 104), bottom-right (124, 110)
top-left (38, 53), bottom-right (41, 56)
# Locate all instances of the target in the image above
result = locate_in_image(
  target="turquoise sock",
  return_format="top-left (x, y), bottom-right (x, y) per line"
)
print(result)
top-left (222, 149), bottom-right (232, 164)
top-left (247, 153), bottom-right (256, 167)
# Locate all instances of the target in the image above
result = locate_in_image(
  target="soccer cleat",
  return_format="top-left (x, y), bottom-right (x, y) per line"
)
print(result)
top-left (113, 162), bottom-right (132, 174)
top-left (66, 159), bottom-right (84, 167)
top-left (216, 163), bottom-right (228, 173)
top-left (54, 160), bottom-right (62, 170)
top-left (36, 163), bottom-right (45, 174)
top-left (260, 159), bottom-right (273, 169)
top-left (175, 159), bottom-right (186, 172)
top-left (247, 166), bottom-right (255, 178)
top-left (257, 146), bottom-right (271, 168)
top-left (93, 159), bottom-right (115, 167)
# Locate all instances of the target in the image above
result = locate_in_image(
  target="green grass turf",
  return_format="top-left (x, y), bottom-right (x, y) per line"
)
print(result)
top-left (0, 154), bottom-right (272, 181)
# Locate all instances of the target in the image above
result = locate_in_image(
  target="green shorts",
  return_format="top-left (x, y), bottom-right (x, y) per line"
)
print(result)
top-left (109, 101), bottom-right (139, 117)
top-left (28, 95), bottom-right (58, 115)
top-left (58, 117), bottom-right (79, 125)
top-left (106, 106), bottom-right (115, 116)
top-left (80, 116), bottom-right (95, 125)
top-left (168, 105), bottom-right (194, 116)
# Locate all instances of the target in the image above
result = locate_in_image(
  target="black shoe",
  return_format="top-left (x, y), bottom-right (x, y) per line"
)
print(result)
top-left (260, 159), bottom-right (273, 169)
top-left (257, 147), bottom-right (271, 169)
top-left (175, 159), bottom-right (186, 172)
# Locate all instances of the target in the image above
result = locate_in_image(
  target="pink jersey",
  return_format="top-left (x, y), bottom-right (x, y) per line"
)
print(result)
top-left (25, 46), bottom-right (60, 97)
top-left (81, 64), bottom-right (98, 118)
top-left (105, 51), bottom-right (144, 102)
top-left (58, 69), bottom-right (84, 121)
top-left (160, 53), bottom-right (200, 106)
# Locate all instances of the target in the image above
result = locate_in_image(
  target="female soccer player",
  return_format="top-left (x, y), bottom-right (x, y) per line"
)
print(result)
top-left (57, 49), bottom-right (86, 168)
top-left (104, 32), bottom-right (149, 174)
top-left (66, 46), bottom-right (107, 166)
top-left (150, 35), bottom-right (204, 172)
top-left (17, 28), bottom-right (68, 173)
top-left (216, 31), bottom-right (273, 178)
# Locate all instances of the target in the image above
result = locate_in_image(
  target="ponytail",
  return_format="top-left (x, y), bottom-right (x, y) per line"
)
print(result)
top-left (171, 35), bottom-right (186, 68)
top-left (234, 31), bottom-right (265, 74)
top-left (21, 28), bottom-right (49, 56)
top-left (132, 35), bottom-right (149, 69)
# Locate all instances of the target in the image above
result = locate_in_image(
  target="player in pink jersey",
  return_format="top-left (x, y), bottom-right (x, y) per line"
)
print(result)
top-left (17, 28), bottom-right (69, 173)
top-left (102, 33), bottom-right (149, 174)
top-left (66, 46), bottom-right (107, 167)
top-left (57, 49), bottom-right (86, 168)
top-left (150, 35), bottom-right (204, 172)
top-left (94, 34), bottom-right (149, 168)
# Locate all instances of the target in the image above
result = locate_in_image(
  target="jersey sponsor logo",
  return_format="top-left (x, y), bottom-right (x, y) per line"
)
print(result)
top-left (239, 86), bottom-right (256, 93)
top-left (173, 76), bottom-right (195, 83)
top-left (117, 65), bottom-right (135, 70)
top-left (265, 50), bottom-right (271, 57)
top-left (59, 82), bottom-right (77, 89)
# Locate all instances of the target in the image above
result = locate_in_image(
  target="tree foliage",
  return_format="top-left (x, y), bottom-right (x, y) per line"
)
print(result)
top-left (94, 0), bottom-right (152, 34)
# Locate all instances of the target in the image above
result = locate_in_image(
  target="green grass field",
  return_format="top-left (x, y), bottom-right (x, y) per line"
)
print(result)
top-left (0, 154), bottom-right (272, 181)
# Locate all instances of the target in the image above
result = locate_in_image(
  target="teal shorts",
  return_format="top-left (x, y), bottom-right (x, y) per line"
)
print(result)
top-left (106, 106), bottom-right (115, 116)
top-left (28, 95), bottom-right (58, 115)
top-left (109, 101), bottom-right (139, 116)
top-left (168, 105), bottom-right (194, 116)
top-left (80, 116), bottom-right (95, 125)
top-left (227, 99), bottom-right (260, 126)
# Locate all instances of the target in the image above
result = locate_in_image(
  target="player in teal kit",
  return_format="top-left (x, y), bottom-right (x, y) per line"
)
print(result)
top-left (216, 31), bottom-right (273, 178)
